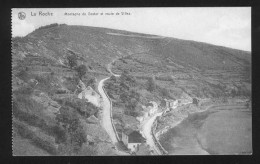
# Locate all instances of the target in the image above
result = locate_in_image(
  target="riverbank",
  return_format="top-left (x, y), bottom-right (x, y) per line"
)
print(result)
top-left (158, 104), bottom-right (252, 155)
top-left (155, 103), bottom-right (208, 140)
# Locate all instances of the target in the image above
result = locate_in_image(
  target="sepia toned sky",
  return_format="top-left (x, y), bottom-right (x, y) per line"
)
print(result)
top-left (12, 8), bottom-right (251, 51)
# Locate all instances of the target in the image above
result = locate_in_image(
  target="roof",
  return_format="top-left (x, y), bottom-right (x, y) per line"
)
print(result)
top-left (123, 129), bottom-right (135, 135)
top-left (164, 98), bottom-right (176, 102)
top-left (123, 129), bottom-right (146, 143)
top-left (86, 115), bottom-right (99, 124)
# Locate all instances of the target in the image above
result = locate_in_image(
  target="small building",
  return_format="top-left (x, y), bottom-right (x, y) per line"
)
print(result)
top-left (136, 115), bottom-right (144, 123)
top-left (149, 101), bottom-right (158, 115)
top-left (142, 101), bottom-right (158, 116)
top-left (143, 111), bottom-right (149, 118)
top-left (136, 110), bottom-right (149, 123)
top-left (169, 99), bottom-right (178, 109)
top-left (121, 129), bottom-right (146, 152)
top-left (86, 115), bottom-right (99, 124)
top-left (78, 86), bottom-right (101, 107)
top-left (161, 99), bottom-right (178, 110)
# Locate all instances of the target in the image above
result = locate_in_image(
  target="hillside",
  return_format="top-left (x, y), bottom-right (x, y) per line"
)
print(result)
top-left (12, 24), bottom-right (251, 156)
top-left (110, 36), bottom-right (251, 99)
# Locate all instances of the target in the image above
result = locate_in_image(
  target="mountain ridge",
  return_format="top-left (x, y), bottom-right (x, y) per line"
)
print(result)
top-left (27, 24), bottom-right (251, 53)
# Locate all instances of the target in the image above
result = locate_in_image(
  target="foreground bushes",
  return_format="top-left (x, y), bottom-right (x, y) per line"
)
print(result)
top-left (13, 121), bottom-right (58, 155)
top-left (13, 97), bottom-right (87, 155)
top-left (13, 99), bottom-right (67, 144)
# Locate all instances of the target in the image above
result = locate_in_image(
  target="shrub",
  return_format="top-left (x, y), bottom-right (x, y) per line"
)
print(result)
top-left (16, 69), bottom-right (29, 81)
top-left (13, 99), bottom-right (67, 144)
top-left (63, 76), bottom-right (79, 92)
top-left (110, 75), bottom-right (117, 83)
top-left (76, 65), bottom-right (87, 79)
top-left (14, 85), bottom-right (34, 96)
top-left (120, 71), bottom-right (136, 87)
top-left (55, 106), bottom-right (86, 153)
top-left (86, 78), bottom-right (95, 88)
top-left (67, 55), bottom-right (78, 68)
top-left (14, 121), bottom-right (58, 155)
top-left (146, 78), bottom-right (156, 92)
top-left (192, 98), bottom-right (199, 106)
top-left (160, 87), bottom-right (171, 98)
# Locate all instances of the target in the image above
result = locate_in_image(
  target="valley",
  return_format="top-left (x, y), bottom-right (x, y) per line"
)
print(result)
top-left (12, 24), bottom-right (251, 156)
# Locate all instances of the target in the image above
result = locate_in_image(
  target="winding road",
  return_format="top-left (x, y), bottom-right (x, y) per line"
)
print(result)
top-left (97, 61), bottom-right (131, 155)
top-left (140, 112), bottom-right (164, 155)
top-left (98, 77), bottom-right (118, 144)
top-left (98, 58), bottom-right (164, 155)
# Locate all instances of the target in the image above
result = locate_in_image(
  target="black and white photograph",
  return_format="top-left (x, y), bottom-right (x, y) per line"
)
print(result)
top-left (11, 7), bottom-right (251, 156)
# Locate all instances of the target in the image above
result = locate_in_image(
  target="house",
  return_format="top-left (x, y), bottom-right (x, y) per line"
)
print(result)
top-left (86, 115), bottom-right (99, 124)
top-left (78, 86), bottom-right (101, 107)
top-left (136, 111), bottom-right (149, 123)
top-left (136, 114), bottom-right (144, 123)
top-left (148, 101), bottom-right (158, 115)
top-left (121, 129), bottom-right (146, 152)
top-left (169, 99), bottom-right (178, 109)
top-left (142, 101), bottom-right (158, 117)
top-left (161, 99), bottom-right (178, 111)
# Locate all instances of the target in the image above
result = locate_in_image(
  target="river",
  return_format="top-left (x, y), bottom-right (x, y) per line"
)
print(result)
top-left (158, 104), bottom-right (252, 155)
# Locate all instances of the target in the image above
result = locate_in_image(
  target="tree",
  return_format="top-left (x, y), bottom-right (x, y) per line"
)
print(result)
top-left (161, 87), bottom-right (171, 98)
top-left (110, 75), bottom-right (117, 82)
top-left (192, 98), bottom-right (199, 106)
top-left (231, 89), bottom-right (237, 98)
top-left (86, 78), bottom-right (95, 88)
top-left (67, 55), bottom-right (78, 68)
top-left (122, 69), bottom-right (130, 75)
top-left (55, 106), bottom-right (86, 154)
top-left (146, 78), bottom-right (156, 92)
top-left (76, 65), bottom-right (87, 79)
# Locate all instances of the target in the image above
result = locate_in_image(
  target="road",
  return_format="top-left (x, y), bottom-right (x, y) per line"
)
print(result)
top-left (107, 59), bottom-right (120, 77)
top-left (100, 57), bottom-right (178, 155)
top-left (97, 63), bottom-right (130, 155)
top-left (140, 112), bottom-right (164, 155)
top-left (98, 77), bottom-right (130, 155)
top-left (106, 59), bottom-right (164, 155)
top-left (98, 77), bottom-right (118, 144)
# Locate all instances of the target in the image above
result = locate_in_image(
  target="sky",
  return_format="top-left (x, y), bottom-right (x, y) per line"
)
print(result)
top-left (12, 8), bottom-right (251, 51)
